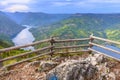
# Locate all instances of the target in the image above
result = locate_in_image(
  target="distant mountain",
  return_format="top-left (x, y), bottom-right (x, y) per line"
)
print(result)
top-left (0, 11), bottom-right (24, 44)
top-left (30, 14), bottom-right (120, 41)
top-left (6, 12), bottom-right (71, 27)
top-left (5, 12), bottom-right (27, 24)
top-left (1, 11), bottom-right (120, 46)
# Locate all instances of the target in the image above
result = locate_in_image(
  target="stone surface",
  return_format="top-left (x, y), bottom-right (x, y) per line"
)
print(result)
top-left (0, 53), bottom-right (120, 80)
top-left (46, 60), bottom-right (98, 80)
top-left (46, 54), bottom-right (119, 80)
top-left (86, 54), bottom-right (107, 66)
top-left (39, 61), bottom-right (58, 72)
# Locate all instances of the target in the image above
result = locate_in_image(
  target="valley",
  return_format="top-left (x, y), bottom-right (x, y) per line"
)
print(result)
top-left (0, 12), bottom-right (120, 48)
top-left (0, 12), bottom-right (120, 80)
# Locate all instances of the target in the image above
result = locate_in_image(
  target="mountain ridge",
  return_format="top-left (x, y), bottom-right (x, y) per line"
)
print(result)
top-left (0, 11), bottom-right (120, 47)
top-left (30, 14), bottom-right (120, 41)
top-left (0, 11), bottom-right (25, 45)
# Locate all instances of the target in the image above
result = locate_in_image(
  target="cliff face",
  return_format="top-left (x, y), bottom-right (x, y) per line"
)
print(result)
top-left (0, 53), bottom-right (120, 80)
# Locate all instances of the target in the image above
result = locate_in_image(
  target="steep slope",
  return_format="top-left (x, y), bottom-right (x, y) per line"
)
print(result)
top-left (106, 26), bottom-right (120, 42)
top-left (0, 11), bottom-right (24, 44)
top-left (5, 12), bottom-right (27, 24)
top-left (31, 14), bottom-right (120, 41)
top-left (0, 40), bottom-right (13, 48)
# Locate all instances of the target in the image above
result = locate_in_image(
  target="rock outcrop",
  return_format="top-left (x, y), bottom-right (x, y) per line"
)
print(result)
top-left (46, 60), bottom-right (98, 80)
top-left (46, 54), bottom-right (117, 80)
top-left (39, 61), bottom-right (58, 72)
top-left (0, 53), bottom-right (120, 80)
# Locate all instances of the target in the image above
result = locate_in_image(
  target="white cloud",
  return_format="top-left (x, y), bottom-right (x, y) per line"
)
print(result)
top-left (0, 0), bottom-right (32, 12)
top-left (52, 2), bottom-right (71, 6)
top-left (3, 5), bottom-right (30, 12)
top-left (66, 0), bottom-right (72, 1)
top-left (1, 0), bottom-right (120, 12)
top-left (0, 0), bottom-right (31, 5)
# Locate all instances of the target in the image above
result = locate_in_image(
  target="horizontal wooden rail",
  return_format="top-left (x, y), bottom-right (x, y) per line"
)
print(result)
top-left (88, 48), bottom-right (120, 61)
top-left (0, 39), bottom-right (50, 53)
top-left (2, 51), bottom-right (55, 69)
top-left (89, 42), bottom-right (120, 54)
top-left (55, 44), bottom-right (89, 49)
top-left (54, 38), bottom-right (90, 43)
top-left (2, 36), bottom-right (119, 69)
top-left (56, 50), bottom-right (90, 54)
top-left (0, 46), bottom-right (53, 62)
top-left (91, 35), bottom-right (120, 45)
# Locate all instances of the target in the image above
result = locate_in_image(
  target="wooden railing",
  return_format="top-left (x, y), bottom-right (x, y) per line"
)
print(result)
top-left (89, 35), bottom-right (120, 61)
top-left (0, 35), bottom-right (120, 69)
top-left (0, 37), bottom-right (90, 69)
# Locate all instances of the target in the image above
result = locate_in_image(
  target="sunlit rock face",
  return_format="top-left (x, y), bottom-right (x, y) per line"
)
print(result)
top-left (12, 25), bottom-right (35, 50)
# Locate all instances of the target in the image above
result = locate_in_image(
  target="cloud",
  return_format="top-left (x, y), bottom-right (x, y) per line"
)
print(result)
top-left (52, 2), bottom-right (71, 6)
top-left (0, 0), bottom-right (31, 5)
top-left (66, 0), bottom-right (72, 1)
top-left (0, 0), bottom-right (32, 12)
top-left (3, 4), bottom-right (30, 12)
top-left (1, 0), bottom-right (120, 13)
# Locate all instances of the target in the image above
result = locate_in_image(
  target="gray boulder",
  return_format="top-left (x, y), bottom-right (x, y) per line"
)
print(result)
top-left (46, 60), bottom-right (98, 80)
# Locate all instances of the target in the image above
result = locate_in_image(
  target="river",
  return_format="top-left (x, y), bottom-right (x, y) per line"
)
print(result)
top-left (12, 25), bottom-right (35, 50)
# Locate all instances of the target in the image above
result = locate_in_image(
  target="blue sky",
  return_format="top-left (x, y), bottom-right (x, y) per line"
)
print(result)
top-left (0, 0), bottom-right (120, 13)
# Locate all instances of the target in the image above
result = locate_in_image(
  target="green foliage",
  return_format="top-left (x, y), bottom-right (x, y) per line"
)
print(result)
top-left (1, 12), bottom-right (120, 66)
top-left (106, 29), bottom-right (120, 42)
top-left (3, 59), bottom-right (17, 66)
top-left (0, 40), bottom-right (13, 49)
top-left (31, 14), bottom-right (111, 41)
top-left (0, 49), bottom-right (37, 66)
top-left (0, 40), bottom-right (35, 66)
top-left (1, 49), bottom-right (25, 58)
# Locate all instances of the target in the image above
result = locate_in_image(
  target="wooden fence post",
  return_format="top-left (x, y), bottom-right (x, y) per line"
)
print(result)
top-left (89, 34), bottom-right (94, 53)
top-left (50, 37), bottom-right (55, 56)
top-left (0, 56), bottom-right (3, 68)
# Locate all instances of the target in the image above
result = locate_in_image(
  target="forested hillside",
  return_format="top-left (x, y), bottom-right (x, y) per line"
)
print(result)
top-left (0, 40), bottom-right (13, 49)
top-left (0, 11), bottom-right (24, 44)
top-left (1, 12), bottom-right (120, 45)
top-left (31, 14), bottom-right (120, 41)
